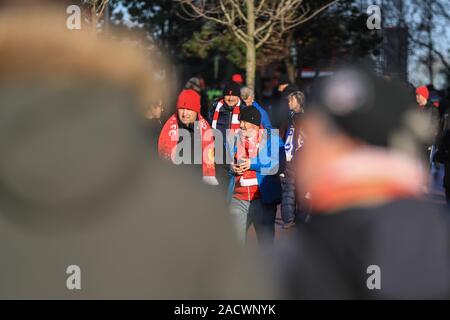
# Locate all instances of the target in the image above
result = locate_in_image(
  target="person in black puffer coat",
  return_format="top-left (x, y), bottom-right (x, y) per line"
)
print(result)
top-left (280, 90), bottom-right (309, 229)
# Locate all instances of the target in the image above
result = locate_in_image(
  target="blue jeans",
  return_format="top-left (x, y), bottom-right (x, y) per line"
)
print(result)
top-left (229, 197), bottom-right (276, 245)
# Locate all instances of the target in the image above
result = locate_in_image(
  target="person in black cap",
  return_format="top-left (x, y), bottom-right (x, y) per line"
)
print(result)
top-left (272, 74), bottom-right (299, 134)
top-left (227, 106), bottom-right (284, 245)
top-left (278, 67), bottom-right (450, 299)
top-left (208, 82), bottom-right (245, 187)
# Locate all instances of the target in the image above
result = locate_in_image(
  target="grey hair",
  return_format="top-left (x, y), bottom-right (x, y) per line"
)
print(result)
top-left (240, 86), bottom-right (254, 100)
top-left (184, 77), bottom-right (201, 92)
top-left (288, 91), bottom-right (305, 108)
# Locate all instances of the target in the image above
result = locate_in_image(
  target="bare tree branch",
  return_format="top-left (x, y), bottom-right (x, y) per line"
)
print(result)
top-left (229, 0), bottom-right (248, 23)
top-left (287, 0), bottom-right (338, 30)
top-left (175, 0), bottom-right (337, 88)
top-left (432, 0), bottom-right (450, 22)
top-left (98, 0), bottom-right (110, 19)
top-left (409, 34), bottom-right (450, 73)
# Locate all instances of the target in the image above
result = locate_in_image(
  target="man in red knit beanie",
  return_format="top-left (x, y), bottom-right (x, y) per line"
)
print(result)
top-left (415, 85), bottom-right (439, 163)
top-left (158, 89), bottom-right (218, 185)
top-left (416, 86), bottom-right (430, 107)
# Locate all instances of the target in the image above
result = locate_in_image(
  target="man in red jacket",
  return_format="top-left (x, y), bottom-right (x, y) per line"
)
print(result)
top-left (159, 89), bottom-right (218, 185)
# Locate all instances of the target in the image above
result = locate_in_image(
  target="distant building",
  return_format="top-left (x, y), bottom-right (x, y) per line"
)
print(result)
top-left (382, 26), bottom-right (409, 81)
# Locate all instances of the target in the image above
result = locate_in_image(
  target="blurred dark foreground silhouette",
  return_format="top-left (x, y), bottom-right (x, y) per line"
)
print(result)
top-left (0, 6), bottom-right (274, 299)
top-left (278, 68), bottom-right (450, 299)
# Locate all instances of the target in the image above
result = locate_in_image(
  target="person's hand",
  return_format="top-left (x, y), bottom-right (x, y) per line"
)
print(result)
top-left (231, 163), bottom-right (244, 175)
top-left (239, 158), bottom-right (251, 172)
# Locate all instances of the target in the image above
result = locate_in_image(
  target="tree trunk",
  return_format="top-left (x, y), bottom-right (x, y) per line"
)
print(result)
top-left (427, 43), bottom-right (434, 85)
top-left (246, 42), bottom-right (256, 90)
top-left (104, 1), bottom-right (110, 35)
top-left (296, 37), bottom-right (303, 87)
top-left (286, 62), bottom-right (296, 85)
top-left (245, 0), bottom-right (256, 90)
top-left (285, 34), bottom-right (296, 84)
top-left (91, 5), bottom-right (97, 34)
top-left (425, 0), bottom-right (434, 85)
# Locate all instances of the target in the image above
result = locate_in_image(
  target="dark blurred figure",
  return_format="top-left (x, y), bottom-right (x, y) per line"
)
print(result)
top-left (427, 85), bottom-right (442, 110)
top-left (279, 68), bottom-right (450, 299)
top-left (143, 97), bottom-right (164, 142)
top-left (0, 6), bottom-right (273, 299)
top-left (271, 74), bottom-right (299, 136)
top-left (277, 74), bottom-right (291, 94)
top-left (184, 76), bottom-right (210, 120)
top-left (260, 77), bottom-right (275, 106)
top-left (434, 88), bottom-right (450, 203)
top-left (270, 74), bottom-right (290, 131)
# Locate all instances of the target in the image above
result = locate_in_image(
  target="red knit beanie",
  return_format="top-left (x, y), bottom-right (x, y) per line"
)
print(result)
top-left (232, 74), bottom-right (244, 84)
top-left (416, 86), bottom-right (429, 100)
top-left (176, 89), bottom-right (201, 114)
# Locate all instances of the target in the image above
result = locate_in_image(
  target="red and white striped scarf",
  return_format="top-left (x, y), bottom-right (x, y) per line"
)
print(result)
top-left (158, 113), bottom-right (215, 178)
top-left (211, 99), bottom-right (241, 131)
top-left (234, 132), bottom-right (263, 188)
top-left (304, 147), bottom-right (426, 213)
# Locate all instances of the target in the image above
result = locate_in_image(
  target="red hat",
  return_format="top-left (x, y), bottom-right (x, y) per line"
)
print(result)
top-left (416, 86), bottom-right (429, 100)
top-left (176, 89), bottom-right (201, 114)
top-left (232, 74), bottom-right (244, 84)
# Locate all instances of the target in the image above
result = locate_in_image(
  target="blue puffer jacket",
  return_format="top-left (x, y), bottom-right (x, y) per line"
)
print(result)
top-left (227, 130), bottom-right (285, 205)
top-left (252, 101), bottom-right (273, 129)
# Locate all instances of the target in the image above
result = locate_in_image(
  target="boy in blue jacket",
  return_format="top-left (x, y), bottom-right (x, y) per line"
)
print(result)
top-left (226, 106), bottom-right (285, 245)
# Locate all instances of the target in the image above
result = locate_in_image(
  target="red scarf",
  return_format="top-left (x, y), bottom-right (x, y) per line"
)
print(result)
top-left (304, 148), bottom-right (426, 213)
top-left (233, 132), bottom-right (263, 200)
top-left (234, 130), bottom-right (263, 162)
top-left (211, 99), bottom-right (241, 131)
top-left (158, 114), bottom-right (215, 178)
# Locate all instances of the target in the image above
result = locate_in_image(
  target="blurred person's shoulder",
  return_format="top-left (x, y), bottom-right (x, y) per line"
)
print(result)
top-left (298, 198), bottom-right (450, 252)
top-left (279, 199), bottom-right (450, 299)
